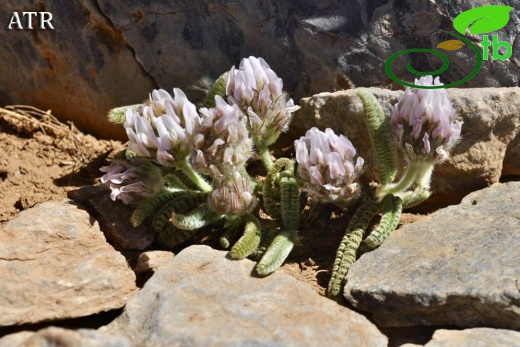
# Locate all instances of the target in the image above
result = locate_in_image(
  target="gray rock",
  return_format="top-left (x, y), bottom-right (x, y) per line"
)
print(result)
top-left (423, 328), bottom-right (520, 347)
top-left (2, 1), bottom-right (519, 139)
top-left (0, 327), bottom-right (131, 347)
top-left (103, 245), bottom-right (387, 347)
top-left (133, 250), bottom-right (174, 273)
top-left (344, 182), bottom-right (520, 329)
top-left (293, 87), bottom-right (520, 211)
top-left (0, 201), bottom-right (137, 327)
top-left (95, 0), bottom-right (520, 93)
top-left (68, 185), bottom-right (156, 250)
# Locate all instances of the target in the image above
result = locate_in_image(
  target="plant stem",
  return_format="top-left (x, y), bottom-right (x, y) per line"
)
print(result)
top-left (177, 159), bottom-right (212, 192)
top-left (377, 161), bottom-right (434, 199)
top-left (399, 189), bottom-right (431, 209)
top-left (257, 143), bottom-right (273, 170)
top-left (413, 161), bottom-right (434, 192)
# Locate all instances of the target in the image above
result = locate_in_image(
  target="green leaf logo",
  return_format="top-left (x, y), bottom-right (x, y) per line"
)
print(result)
top-left (453, 5), bottom-right (514, 35)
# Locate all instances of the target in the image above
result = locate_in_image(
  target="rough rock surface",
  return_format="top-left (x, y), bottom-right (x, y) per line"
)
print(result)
top-left (344, 182), bottom-right (520, 329)
top-left (0, 1), bottom-right (155, 140)
top-left (0, 201), bottom-right (137, 327)
top-left (68, 185), bottom-right (156, 250)
top-left (420, 328), bottom-right (520, 347)
top-left (133, 251), bottom-right (174, 273)
top-left (294, 87), bottom-right (520, 211)
top-left (2, 1), bottom-right (519, 138)
top-left (0, 327), bottom-right (131, 347)
top-left (103, 245), bottom-right (387, 346)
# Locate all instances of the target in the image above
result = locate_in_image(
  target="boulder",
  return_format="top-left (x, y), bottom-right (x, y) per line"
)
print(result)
top-left (344, 182), bottom-right (520, 329)
top-left (0, 201), bottom-right (137, 327)
top-left (104, 245), bottom-right (387, 346)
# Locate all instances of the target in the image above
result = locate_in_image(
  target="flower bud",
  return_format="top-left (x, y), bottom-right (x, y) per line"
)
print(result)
top-left (124, 88), bottom-right (201, 165)
top-left (226, 56), bottom-right (299, 146)
top-left (390, 76), bottom-right (462, 163)
top-left (100, 158), bottom-right (164, 205)
top-left (295, 127), bottom-right (364, 205)
top-left (192, 96), bottom-right (252, 177)
top-left (209, 171), bottom-right (257, 215)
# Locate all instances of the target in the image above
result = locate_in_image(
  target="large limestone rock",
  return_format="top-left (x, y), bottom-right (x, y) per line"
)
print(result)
top-left (0, 201), bottom-right (137, 327)
top-left (344, 182), bottom-right (520, 329)
top-left (293, 87), bottom-right (520, 211)
top-left (0, 327), bottom-right (131, 347)
top-left (103, 245), bottom-right (387, 346)
top-left (2, 1), bottom-right (518, 138)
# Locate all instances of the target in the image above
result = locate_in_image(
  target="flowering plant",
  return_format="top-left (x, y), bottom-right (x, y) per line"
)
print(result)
top-left (325, 76), bottom-right (461, 301)
top-left (105, 57), bottom-right (301, 275)
top-left (104, 62), bottom-right (460, 301)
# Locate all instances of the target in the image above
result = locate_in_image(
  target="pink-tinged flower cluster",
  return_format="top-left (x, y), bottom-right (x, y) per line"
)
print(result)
top-left (124, 88), bottom-right (200, 166)
top-left (209, 171), bottom-right (257, 215)
top-left (226, 56), bottom-right (299, 146)
top-left (295, 127), bottom-right (364, 205)
top-left (100, 158), bottom-right (164, 205)
top-left (192, 96), bottom-right (252, 177)
top-left (390, 76), bottom-right (462, 163)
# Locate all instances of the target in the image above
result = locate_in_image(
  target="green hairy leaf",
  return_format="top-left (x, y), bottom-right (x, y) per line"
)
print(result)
top-left (203, 72), bottom-right (229, 108)
top-left (256, 229), bottom-right (298, 276)
top-left (156, 222), bottom-right (200, 250)
top-left (151, 192), bottom-right (209, 232)
top-left (107, 104), bottom-right (141, 124)
top-left (357, 88), bottom-right (398, 185)
top-left (280, 173), bottom-right (300, 231)
top-left (248, 226), bottom-right (278, 262)
top-left (170, 204), bottom-right (223, 230)
top-left (229, 213), bottom-right (262, 259)
top-left (453, 5), bottom-right (514, 35)
top-left (131, 191), bottom-right (194, 227)
top-left (362, 194), bottom-right (402, 250)
top-left (327, 200), bottom-right (379, 301)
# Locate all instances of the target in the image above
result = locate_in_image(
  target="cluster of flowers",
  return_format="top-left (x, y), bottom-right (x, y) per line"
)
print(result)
top-left (390, 76), bottom-right (462, 163)
top-left (295, 127), bottom-right (364, 205)
top-left (294, 75), bottom-right (462, 203)
top-left (102, 68), bottom-right (461, 212)
top-left (99, 54), bottom-right (462, 284)
top-left (101, 57), bottom-right (299, 215)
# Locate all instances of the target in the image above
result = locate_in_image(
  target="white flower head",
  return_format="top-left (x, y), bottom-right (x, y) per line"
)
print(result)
top-left (124, 88), bottom-right (201, 166)
top-left (226, 56), bottom-right (299, 146)
top-left (192, 96), bottom-right (252, 177)
top-left (391, 76), bottom-right (462, 163)
top-left (295, 127), bottom-right (364, 205)
top-left (100, 158), bottom-right (164, 205)
top-left (209, 170), bottom-right (257, 215)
